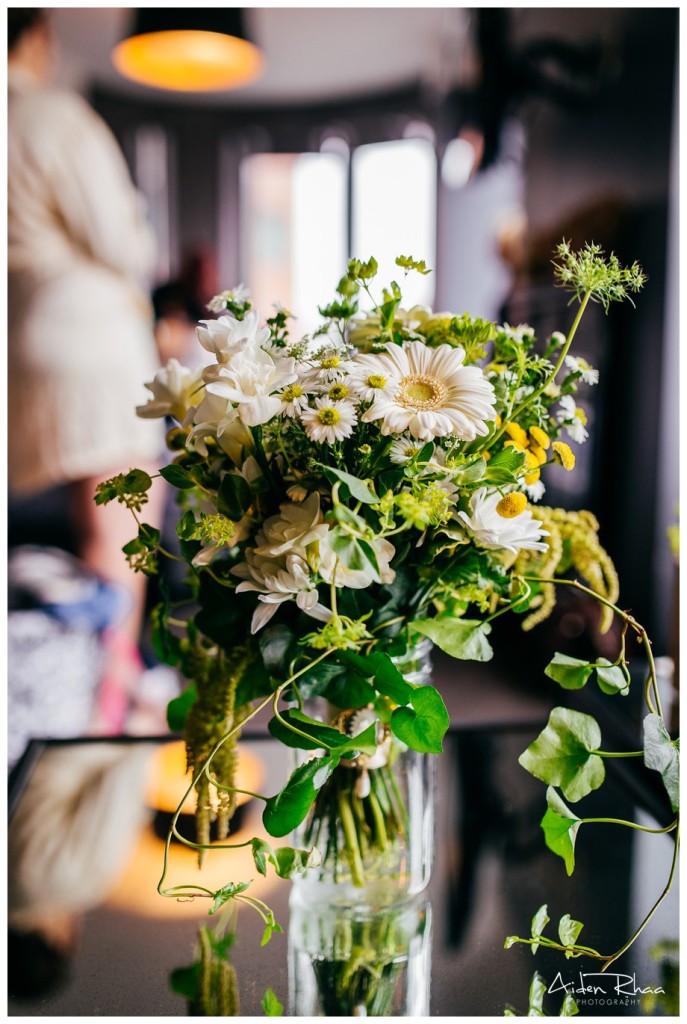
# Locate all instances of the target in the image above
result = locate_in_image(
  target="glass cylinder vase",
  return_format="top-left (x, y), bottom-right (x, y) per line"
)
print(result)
top-left (290, 638), bottom-right (436, 911)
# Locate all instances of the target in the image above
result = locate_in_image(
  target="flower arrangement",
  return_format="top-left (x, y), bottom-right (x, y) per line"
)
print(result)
top-left (97, 243), bottom-right (677, 975)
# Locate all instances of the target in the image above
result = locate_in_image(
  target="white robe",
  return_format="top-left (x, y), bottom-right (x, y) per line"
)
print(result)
top-left (8, 67), bottom-right (163, 495)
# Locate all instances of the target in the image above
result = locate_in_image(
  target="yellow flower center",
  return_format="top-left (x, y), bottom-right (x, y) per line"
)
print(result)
top-left (328, 383), bottom-right (349, 401)
top-left (282, 384), bottom-right (303, 402)
top-left (318, 407), bottom-right (340, 426)
top-left (367, 374), bottom-right (387, 389)
top-left (398, 374), bottom-right (446, 410)
top-left (496, 493), bottom-right (527, 518)
top-left (320, 357), bottom-right (340, 369)
top-left (575, 408), bottom-right (588, 425)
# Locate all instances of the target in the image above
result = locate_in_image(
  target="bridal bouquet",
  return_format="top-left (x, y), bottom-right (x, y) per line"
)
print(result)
top-left (98, 244), bottom-right (661, 952)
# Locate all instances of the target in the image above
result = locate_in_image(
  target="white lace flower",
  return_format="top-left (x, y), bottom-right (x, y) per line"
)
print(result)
top-left (196, 308), bottom-right (270, 363)
top-left (232, 551), bottom-right (330, 633)
top-left (361, 341), bottom-right (496, 442)
top-left (456, 487), bottom-right (548, 554)
top-left (204, 348), bottom-right (297, 427)
top-left (136, 359), bottom-right (203, 422)
top-left (556, 395), bottom-right (589, 444)
top-left (319, 534), bottom-right (396, 589)
top-left (564, 355), bottom-right (599, 385)
top-left (253, 492), bottom-right (329, 559)
top-left (301, 398), bottom-right (357, 444)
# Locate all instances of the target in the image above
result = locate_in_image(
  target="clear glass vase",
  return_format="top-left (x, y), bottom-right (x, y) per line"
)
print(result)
top-left (288, 897), bottom-right (432, 1016)
top-left (290, 638), bottom-right (435, 911)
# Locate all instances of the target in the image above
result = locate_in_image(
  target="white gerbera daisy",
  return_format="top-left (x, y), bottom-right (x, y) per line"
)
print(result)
top-left (137, 359), bottom-right (203, 423)
top-left (361, 341), bottom-right (496, 442)
top-left (301, 398), bottom-right (357, 444)
top-left (456, 487), bottom-right (548, 554)
top-left (564, 355), bottom-right (599, 385)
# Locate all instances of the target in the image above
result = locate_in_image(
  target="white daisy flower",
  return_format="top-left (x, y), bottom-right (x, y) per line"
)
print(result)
top-left (232, 551), bottom-right (330, 633)
top-left (499, 322), bottom-right (535, 345)
top-left (389, 436), bottom-right (429, 464)
top-left (301, 349), bottom-right (356, 385)
top-left (556, 395), bottom-right (589, 444)
top-left (203, 348), bottom-right (297, 427)
top-left (524, 479), bottom-right (546, 502)
top-left (206, 284), bottom-right (250, 313)
top-left (361, 341), bottom-right (496, 442)
top-left (349, 353), bottom-right (398, 403)
top-left (456, 487), bottom-right (548, 554)
top-left (196, 308), bottom-right (270, 363)
top-left (301, 397), bottom-right (357, 444)
top-left (564, 355), bottom-right (599, 385)
top-left (277, 381), bottom-right (312, 418)
top-left (136, 359), bottom-right (203, 423)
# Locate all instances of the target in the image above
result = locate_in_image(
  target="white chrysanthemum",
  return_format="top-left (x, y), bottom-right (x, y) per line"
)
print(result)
top-left (232, 551), bottom-right (330, 633)
top-left (186, 392), bottom-right (251, 462)
top-left (136, 359), bottom-right (203, 422)
top-left (300, 350), bottom-right (356, 385)
top-left (361, 341), bottom-right (496, 442)
top-left (204, 348), bottom-right (297, 427)
top-left (564, 355), bottom-right (599, 385)
top-left (301, 398), bottom-right (357, 444)
top-left (319, 534), bottom-right (396, 589)
top-left (556, 395), bottom-right (589, 444)
top-left (277, 381), bottom-right (313, 418)
top-left (456, 487), bottom-right (548, 554)
top-left (206, 284), bottom-right (250, 314)
top-left (196, 308), bottom-right (270, 362)
top-left (253, 492), bottom-right (329, 559)
top-left (349, 353), bottom-right (398, 403)
top-left (389, 436), bottom-right (429, 464)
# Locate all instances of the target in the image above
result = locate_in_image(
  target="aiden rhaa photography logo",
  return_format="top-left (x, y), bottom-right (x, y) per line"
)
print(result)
top-left (548, 972), bottom-right (666, 1009)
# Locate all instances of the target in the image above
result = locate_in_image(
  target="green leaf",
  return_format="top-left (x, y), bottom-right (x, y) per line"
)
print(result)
top-left (321, 465), bottom-right (378, 503)
top-left (261, 988), bottom-right (284, 1016)
top-left (544, 653), bottom-right (594, 690)
top-left (208, 881), bottom-right (251, 916)
top-left (250, 838), bottom-right (320, 879)
top-left (260, 912), bottom-right (283, 947)
top-left (329, 530), bottom-right (380, 580)
top-left (560, 994), bottom-right (580, 1016)
top-left (484, 447), bottom-right (526, 484)
top-left (518, 708), bottom-right (605, 802)
top-left (541, 787), bottom-right (582, 876)
top-left (390, 686), bottom-right (450, 754)
top-left (217, 473), bottom-right (252, 520)
top-left (411, 617), bottom-right (493, 662)
top-left (339, 650), bottom-right (414, 705)
top-left (558, 914), bottom-right (584, 949)
top-left (643, 713), bottom-right (679, 811)
top-left (268, 710), bottom-right (349, 751)
top-left (166, 682), bottom-right (198, 732)
top-left (322, 672), bottom-right (376, 709)
top-left (530, 904), bottom-right (550, 955)
top-left (169, 964), bottom-right (200, 999)
top-left (262, 755), bottom-right (340, 837)
top-left (528, 972), bottom-right (547, 1014)
top-left (595, 658), bottom-right (630, 696)
top-left (159, 463), bottom-right (197, 489)
top-left (123, 468), bottom-right (153, 493)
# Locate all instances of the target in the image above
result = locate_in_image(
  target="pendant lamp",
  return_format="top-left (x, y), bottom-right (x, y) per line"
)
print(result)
top-left (112, 9), bottom-right (264, 93)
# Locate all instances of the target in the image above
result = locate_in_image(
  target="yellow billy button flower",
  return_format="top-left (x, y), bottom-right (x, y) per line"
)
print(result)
top-left (529, 445), bottom-right (548, 466)
top-left (504, 439), bottom-right (527, 453)
top-left (528, 425), bottom-right (551, 450)
top-left (504, 421), bottom-right (528, 447)
top-left (496, 492), bottom-right (527, 518)
top-left (552, 441), bottom-right (576, 470)
top-left (523, 449), bottom-right (541, 484)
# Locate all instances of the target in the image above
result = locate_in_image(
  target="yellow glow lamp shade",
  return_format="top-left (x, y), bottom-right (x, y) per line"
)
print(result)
top-left (112, 9), bottom-right (264, 92)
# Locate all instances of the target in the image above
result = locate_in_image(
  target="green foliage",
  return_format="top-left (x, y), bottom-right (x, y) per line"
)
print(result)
top-left (262, 755), bottom-right (341, 837)
top-left (261, 988), bottom-right (284, 1016)
top-left (544, 652), bottom-right (630, 696)
top-left (541, 787), bottom-right (581, 876)
top-left (643, 713), bottom-right (680, 811)
top-left (167, 682), bottom-right (198, 732)
top-left (250, 838), bottom-right (320, 879)
top-left (553, 240), bottom-right (646, 311)
top-left (518, 708), bottom-right (605, 802)
top-left (268, 710), bottom-right (377, 757)
top-left (217, 473), bottom-right (253, 520)
top-left (530, 904), bottom-right (550, 955)
top-left (390, 686), bottom-right (450, 754)
top-left (208, 881), bottom-right (251, 916)
top-left (410, 617), bottom-right (494, 662)
top-left (94, 468), bottom-right (152, 510)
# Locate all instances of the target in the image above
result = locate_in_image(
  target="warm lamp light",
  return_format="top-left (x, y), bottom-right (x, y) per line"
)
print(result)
top-left (112, 9), bottom-right (264, 93)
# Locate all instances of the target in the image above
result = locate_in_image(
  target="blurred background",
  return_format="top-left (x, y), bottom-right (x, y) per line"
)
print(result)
top-left (8, 5), bottom-right (679, 736)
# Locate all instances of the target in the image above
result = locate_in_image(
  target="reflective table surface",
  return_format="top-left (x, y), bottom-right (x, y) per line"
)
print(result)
top-left (8, 725), bottom-right (678, 1017)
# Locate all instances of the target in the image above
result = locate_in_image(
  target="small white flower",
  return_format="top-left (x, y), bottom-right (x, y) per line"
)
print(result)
top-left (525, 479), bottom-right (546, 502)
top-left (389, 436), bottom-right (429, 464)
top-left (301, 349), bottom-right (356, 385)
top-left (204, 347), bottom-right (297, 427)
top-left (206, 284), bottom-right (250, 313)
top-left (564, 355), bottom-right (599, 385)
top-left (196, 308), bottom-right (270, 363)
top-left (277, 381), bottom-right (312, 418)
top-left (456, 487), bottom-right (548, 554)
top-left (361, 341), bottom-right (496, 442)
top-left (301, 397), bottom-right (357, 444)
top-left (232, 551), bottom-right (330, 633)
top-left (349, 353), bottom-right (398, 403)
top-left (136, 359), bottom-right (203, 422)
top-left (556, 395), bottom-right (589, 444)
top-left (500, 322), bottom-right (535, 345)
